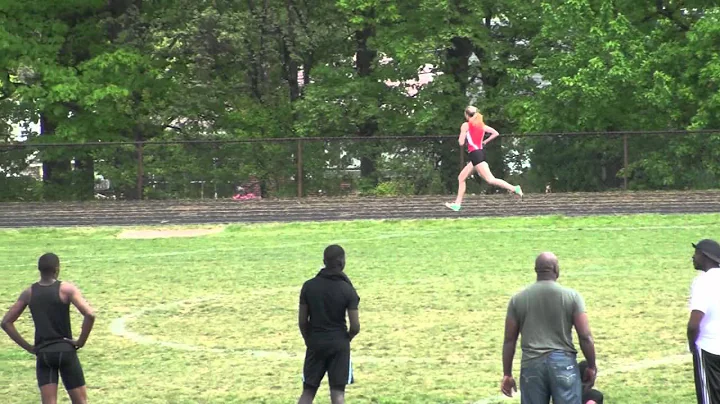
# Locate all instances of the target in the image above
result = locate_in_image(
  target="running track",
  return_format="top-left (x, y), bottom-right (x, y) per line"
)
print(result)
top-left (1, 190), bottom-right (719, 228)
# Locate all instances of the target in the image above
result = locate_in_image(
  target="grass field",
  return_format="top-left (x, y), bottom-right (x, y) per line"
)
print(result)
top-left (1, 214), bottom-right (718, 403)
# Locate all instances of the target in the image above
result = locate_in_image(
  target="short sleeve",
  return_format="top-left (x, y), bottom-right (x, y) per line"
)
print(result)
top-left (299, 283), bottom-right (308, 305)
top-left (573, 291), bottom-right (586, 316)
top-left (690, 277), bottom-right (710, 314)
top-left (506, 296), bottom-right (518, 322)
top-left (347, 287), bottom-right (360, 310)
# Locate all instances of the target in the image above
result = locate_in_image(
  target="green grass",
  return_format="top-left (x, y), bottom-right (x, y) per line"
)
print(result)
top-left (1, 214), bottom-right (717, 403)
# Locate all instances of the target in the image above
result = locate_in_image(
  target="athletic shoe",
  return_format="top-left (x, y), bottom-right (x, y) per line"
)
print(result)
top-left (514, 185), bottom-right (524, 200)
top-left (445, 202), bottom-right (461, 211)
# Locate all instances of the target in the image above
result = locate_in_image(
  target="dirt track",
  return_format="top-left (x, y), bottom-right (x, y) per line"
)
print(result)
top-left (1, 190), bottom-right (719, 228)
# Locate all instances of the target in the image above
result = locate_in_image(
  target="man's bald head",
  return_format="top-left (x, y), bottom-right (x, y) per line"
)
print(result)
top-left (535, 252), bottom-right (559, 280)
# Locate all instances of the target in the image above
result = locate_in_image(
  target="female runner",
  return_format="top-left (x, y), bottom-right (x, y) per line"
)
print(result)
top-left (445, 106), bottom-right (523, 211)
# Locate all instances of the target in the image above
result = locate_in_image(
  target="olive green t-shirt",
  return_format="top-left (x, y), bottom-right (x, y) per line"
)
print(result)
top-left (507, 280), bottom-right (586, 367)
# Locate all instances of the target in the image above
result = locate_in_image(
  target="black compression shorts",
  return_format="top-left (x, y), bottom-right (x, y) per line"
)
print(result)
top-left (36, 350), bottom-right (86, 390)
top-left (468, 149), bottom-right (486, 166)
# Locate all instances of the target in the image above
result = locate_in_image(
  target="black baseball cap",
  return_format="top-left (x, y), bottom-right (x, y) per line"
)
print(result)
top-left (692, 239), bottom-right (720, 264)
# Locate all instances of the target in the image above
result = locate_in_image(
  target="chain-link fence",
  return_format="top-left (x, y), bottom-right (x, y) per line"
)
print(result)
top-left (1, 130), bottom-right (718, 201)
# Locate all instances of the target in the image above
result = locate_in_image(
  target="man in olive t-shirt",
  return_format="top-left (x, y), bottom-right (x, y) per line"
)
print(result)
top-left (500, 252), bottom-right (597, 404)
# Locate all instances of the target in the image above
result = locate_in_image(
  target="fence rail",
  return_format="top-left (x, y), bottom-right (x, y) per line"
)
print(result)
top-left (1, 129), bottom-right (718, 200)
top-left (1, 129), bottom-right (718, 149)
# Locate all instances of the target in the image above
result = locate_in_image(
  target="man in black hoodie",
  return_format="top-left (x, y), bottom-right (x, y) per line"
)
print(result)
top-left (297, 245), bottom-right (360, 404)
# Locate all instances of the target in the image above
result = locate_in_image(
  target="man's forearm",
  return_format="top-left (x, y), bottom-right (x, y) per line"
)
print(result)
top-left (502, 341), bottom-right (516, 376)
top-left (688, 327), bottom-right (700, 351)
top-left (579, 336), bottom-right (596, 369)
top-left (299, 324), bottom-right (310, 341)
top-left (349, 326), bottom-right (359, 341)
top-left (2, 323), bottom-right (33, 352)
top-left (76, 314), bottom-right (95, 346)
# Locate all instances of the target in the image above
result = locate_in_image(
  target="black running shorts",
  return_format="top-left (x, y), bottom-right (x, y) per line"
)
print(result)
top-left (303, 343), bottom-right (353, 388)
top-left (469, 149), bottom-right (486, 166)
top-left (36, 350), bottom-right (86, 390)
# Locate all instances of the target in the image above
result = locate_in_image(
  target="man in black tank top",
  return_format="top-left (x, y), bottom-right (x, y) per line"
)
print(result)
top-left (1, 253), bottom-right (96, 404)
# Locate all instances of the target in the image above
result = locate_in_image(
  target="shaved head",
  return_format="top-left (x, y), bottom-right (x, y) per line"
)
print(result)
top-left (535, 252), bottom-right (559, 279)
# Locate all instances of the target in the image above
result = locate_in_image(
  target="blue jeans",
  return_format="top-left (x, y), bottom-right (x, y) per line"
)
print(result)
top-left (520, 351), bottom-right (582, 404)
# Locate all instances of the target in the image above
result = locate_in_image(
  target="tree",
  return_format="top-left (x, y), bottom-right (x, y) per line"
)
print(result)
top-left (509, 1), bottom-right (720, 191)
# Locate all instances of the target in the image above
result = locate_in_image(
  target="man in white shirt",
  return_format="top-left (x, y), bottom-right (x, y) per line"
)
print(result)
top-left (688, 239), bottom-right (720, 404)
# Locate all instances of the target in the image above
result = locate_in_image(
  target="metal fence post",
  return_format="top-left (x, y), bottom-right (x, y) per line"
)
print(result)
top-left (136, 141), bottom-right (144, 199)
top-left (297, 139), bottom-right (303, 198)
top-left (623, 134), bottom-right (629, 190)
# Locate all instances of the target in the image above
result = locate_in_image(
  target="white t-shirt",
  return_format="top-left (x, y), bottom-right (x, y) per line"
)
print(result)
top-left (690, 267), bottom-right (720, 355)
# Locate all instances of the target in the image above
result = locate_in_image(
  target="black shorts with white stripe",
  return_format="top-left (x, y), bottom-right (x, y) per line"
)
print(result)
top-left (302, 342), bottom-right (353, 389)
top-left (693, 348), bottom-right (720, 404)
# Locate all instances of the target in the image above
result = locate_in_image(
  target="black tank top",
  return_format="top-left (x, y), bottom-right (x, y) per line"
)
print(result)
top-left (29, 281), bottom-right (73, 352)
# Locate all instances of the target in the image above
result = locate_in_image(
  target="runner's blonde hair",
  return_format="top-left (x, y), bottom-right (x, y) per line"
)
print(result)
top-left (465, 105), bottom-right (484, 127)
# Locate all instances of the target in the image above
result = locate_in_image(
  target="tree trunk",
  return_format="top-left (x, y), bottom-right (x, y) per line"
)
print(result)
top-left (284, 49), bottom-right (300, 102)
top-left (355, 23), bottom-right (378, 186)
top-left (107, 0), bottom-right (143, 41)
top-left (440, 36), bottom-right (474, 192)
top-left (447, 37), bottom-right (473, 94)
top-left (133, 126), bottom-right (145, 200)
top-left (41, 2), bottom-right (114, 201)
top-left (73, 155), bottom-right (95, 200)
top-left (282, 0), bottom-right (300, 102)
top-left (40, 114), bottom-right (72, 200)
top-left (302, 52), bottom-right (313, 87)
top-left (473, 44), bottom-right (507, 184)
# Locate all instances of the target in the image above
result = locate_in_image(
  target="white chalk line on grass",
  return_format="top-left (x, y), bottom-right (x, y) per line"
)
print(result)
top-left (4, 223), bottom-right (716, 269)
top-left (471, 354), bottom-right (691, 404)
top-left (109, 295), bottom-right (443, 364)
top-left (110, 295), bottom-right (694, 375)
top-left (2, 229), bottom-right (443, 269)
top-left (111, 295), bottom-right (694, 400)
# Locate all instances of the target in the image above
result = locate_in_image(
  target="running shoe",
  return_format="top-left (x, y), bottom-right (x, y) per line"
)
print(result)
top-left (445, 202), bottom-right (461, 211)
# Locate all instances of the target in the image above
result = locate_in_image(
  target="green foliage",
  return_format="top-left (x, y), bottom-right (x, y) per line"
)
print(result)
top-left (1, 0), bottom-right (719, 200)
top-left (363, 180), bottom-right (414, 197)
top-left (510, 2), bottom-right (720, 191)
top-left (0, 176), bottom-right (43, 202)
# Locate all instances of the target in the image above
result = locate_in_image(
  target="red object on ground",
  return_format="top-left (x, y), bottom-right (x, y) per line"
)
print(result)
top-left (232, 193), bottom-right (261, 201)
